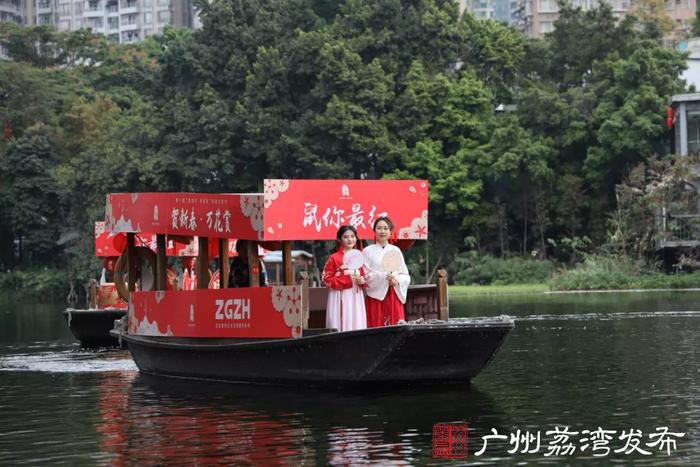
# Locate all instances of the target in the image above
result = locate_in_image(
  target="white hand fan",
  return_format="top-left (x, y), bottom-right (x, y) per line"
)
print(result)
top-left (381, 250), bottom-right (402, 274)
top-left (343, 249), bottom-right (364, 275)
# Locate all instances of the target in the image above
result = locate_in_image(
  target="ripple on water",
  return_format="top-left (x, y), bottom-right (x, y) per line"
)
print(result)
top-left (0, 349), bottom-right (137, 373)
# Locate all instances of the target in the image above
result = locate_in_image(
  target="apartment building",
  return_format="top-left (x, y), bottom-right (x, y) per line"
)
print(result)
top-left (34, 0), bottom-right (197, 44)
top-left (520, 0), bottom-right (696, 39)
top-left (1, 0), bottom-right (23, 24)
top-left (459, 0), bottom-right (520, 23)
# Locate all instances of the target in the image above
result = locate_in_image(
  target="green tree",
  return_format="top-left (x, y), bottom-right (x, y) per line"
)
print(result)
top-left (0, 126), bottom-right (62, 266)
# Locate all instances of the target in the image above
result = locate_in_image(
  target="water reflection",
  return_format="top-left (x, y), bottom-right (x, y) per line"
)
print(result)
top-left (1, 293), bottom-right (698, 465)
top-left (91, 374), bottom-right (503, 465)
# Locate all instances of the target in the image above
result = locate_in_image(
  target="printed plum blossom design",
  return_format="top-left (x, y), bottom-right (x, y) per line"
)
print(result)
top-left (128, 300), bottom-right (173, 336)
top-left (398, 210), bottom-right (428, 239)
top-left (240, 194), bottom-right (265, 240)
top-left (135, 316), bottom-right (173, 336)
top-left (95, 222), bottom-right (105, 236)
top-left (105, 195), bottom-right (116, 231)
top-left (263, 179), bottom-right (290, 208)
top-left (271, 286), bottom-right (302, 338)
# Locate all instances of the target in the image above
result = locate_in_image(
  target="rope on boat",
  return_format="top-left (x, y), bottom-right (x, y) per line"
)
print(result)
top-left (115, 316), bottom-right (128, 348)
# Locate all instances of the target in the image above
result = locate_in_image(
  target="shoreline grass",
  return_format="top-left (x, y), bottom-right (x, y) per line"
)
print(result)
top-left (449, 283), bottom-right (549, 296)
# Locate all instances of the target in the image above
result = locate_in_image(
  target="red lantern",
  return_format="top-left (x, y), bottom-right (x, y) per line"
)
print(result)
top-left (667, 106), bottom-right (674, 130)
top-left (112, 233), bottom-right (127, 253)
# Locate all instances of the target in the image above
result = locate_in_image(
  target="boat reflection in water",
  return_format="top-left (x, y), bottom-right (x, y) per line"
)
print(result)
top-left (94, 373), bottom-right (503, 465)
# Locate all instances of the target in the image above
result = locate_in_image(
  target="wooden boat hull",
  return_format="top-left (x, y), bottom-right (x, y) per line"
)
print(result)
top-left (63, 309), bottom-right (126, 347)
top-left (116, 318), bottom-right (514, 386)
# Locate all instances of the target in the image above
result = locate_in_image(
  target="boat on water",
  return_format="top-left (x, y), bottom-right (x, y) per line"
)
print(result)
top-left (109, 180), bottom-right (514, 386)
top-left (63, 222), bottom-right (131, 346)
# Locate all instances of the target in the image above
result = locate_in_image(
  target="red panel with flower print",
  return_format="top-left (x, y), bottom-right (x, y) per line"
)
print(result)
top-left (128, 286), bottom-right (303, 339)
top-left (262, 179), bottom-right (429, 241)
top-left (104, 193), bottom-right (264, 240)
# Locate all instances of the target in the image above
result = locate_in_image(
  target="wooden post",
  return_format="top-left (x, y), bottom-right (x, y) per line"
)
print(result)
top-left (437, 269), bottom-right (449, 321)
top-left (247, 240), bottom-right (260, 287)
top-left (156, 234), bottom-right (167, 291)
top-left (126, 233), bottom-right (136, 293)
top-left (299, 271), bottom-right (310, 330)
top-left (197, 237), bottom-right (209, 289)
top-left (219, 238), bottom-right (229, 289)
top-left (282, 241), bottom-right (293, 285)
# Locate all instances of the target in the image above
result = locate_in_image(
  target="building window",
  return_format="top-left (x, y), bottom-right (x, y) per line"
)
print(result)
top-left (540, 21), bottom-right (554, 34)
top-left (539, 0), bottom-right (558, 12)
top-left (158, 10), bottom-right (170, 22)
top-left (58, 20), bottom-right (70, 31)
top-left (87, 17), bottom-right (103, 28)
top-left (144, 11), bottom-right (152, 23)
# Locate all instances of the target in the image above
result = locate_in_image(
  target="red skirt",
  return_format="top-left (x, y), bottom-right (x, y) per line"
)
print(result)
top-left (365, 287), bottom-right (405, 328)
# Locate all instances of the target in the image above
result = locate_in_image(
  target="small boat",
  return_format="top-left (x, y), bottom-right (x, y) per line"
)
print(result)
top-left (63, 222), bottom-right (130, 347)
top-left (108, 180), bottom-right (514, 386)
top-left (64, 308), bottom-right (128, 347)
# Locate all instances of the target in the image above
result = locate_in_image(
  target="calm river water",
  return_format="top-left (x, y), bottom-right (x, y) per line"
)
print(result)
top-left (0, 291), bottom-right (698, 465)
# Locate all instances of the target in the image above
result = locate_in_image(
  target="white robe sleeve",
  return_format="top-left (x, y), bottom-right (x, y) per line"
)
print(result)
top-left (392, 246), bottom-right (411, 303)
top-left (363, 246), bottom-right (383, 287)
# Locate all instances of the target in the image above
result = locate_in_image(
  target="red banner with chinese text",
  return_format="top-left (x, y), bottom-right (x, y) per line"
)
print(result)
top-left (128, 286), bottom-right (302, 339)
top-left (105, 193), bottom-right (264, 240)
top-left (262, 179), bottom-right (428, 240)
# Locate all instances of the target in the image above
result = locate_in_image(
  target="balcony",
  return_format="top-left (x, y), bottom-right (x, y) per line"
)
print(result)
top-left (37, 1), bottom-right (52, 13)
top-left (120, 19), bottom-right (139, 31)
top-left (84, 4), bottom-right (105, 17)
top-left (0, 12), bottom-right (21, 23)
top-left (0, 0), bottom-right (21, 13)
top-left (119, 0), bottom-right (137, 13)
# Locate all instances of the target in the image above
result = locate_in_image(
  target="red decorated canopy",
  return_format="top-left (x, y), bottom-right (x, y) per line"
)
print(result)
top-left (104, 180), bottom-right (428, 241)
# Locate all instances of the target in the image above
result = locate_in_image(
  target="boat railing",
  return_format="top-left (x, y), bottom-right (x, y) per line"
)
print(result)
top-left (302, 270), bottom-right (449, 329)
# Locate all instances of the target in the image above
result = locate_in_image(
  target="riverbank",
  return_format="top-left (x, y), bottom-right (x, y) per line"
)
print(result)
top-left (0, 269), bottom-right (69, 301)
top-left (449, 284), bottom-right (548, 296)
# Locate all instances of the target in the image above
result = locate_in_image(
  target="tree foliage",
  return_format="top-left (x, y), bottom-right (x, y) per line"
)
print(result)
top-left (0, 1), bottom-right (689, 278)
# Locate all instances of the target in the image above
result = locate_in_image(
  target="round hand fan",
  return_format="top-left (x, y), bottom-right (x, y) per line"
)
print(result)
top-left (381, 250), bottom-right (402, 273)
top-left (343, 249), bottom-right (364, 273)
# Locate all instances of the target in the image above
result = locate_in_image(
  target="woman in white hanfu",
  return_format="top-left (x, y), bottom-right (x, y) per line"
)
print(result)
top-left (322, 225), bottom-right (368, 332)
top-left (363, 217), bottom-right (410, 327)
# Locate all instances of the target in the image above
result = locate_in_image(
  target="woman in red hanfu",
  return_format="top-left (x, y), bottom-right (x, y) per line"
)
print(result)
top-left (322, 225), bottom-right (368, 332)
top-left (363, 217), bottom-right (411, 327)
